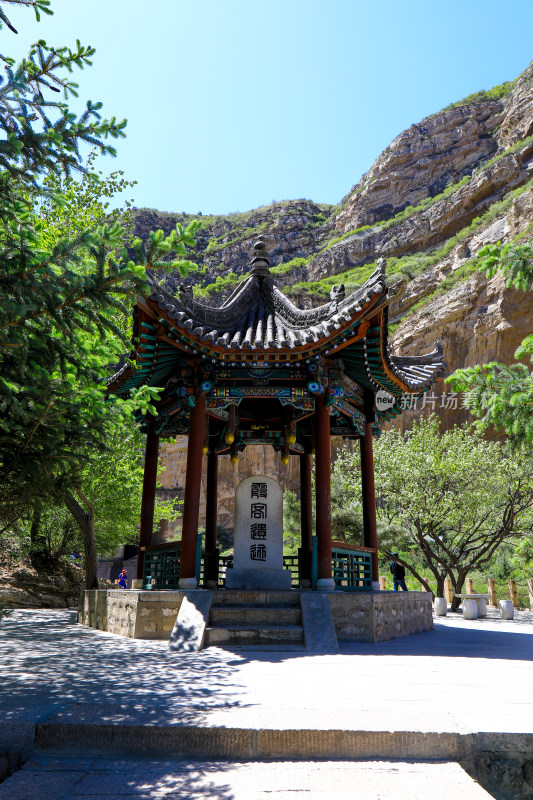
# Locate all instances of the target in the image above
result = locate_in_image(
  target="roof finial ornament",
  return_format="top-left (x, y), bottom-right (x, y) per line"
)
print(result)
top-left (251, 235), bottom-right (271, 277)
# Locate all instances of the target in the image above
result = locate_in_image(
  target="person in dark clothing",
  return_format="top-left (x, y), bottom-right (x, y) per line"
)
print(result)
top-left (390, 553), bottom-right (408, 591)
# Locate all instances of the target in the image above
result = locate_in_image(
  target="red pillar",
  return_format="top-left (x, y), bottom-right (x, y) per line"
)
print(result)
top-left (205, 448), bottom-right (219, 586)
top-left (299, 453), bottom-right (313, 586)
top-left (315, 393), bottom-right (334, 588)
top-left (360, 420), bottom-right (379, 587)
top-left (300, 453), bottom-right (313, 551)
top-left (136, 422), bottom-right (160, 580)
top-left (179, 394), bottom-right (206, 587)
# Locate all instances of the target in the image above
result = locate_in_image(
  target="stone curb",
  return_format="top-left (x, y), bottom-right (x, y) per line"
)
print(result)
top-left (34, 723), bottom-right (465, 760)
top-left (35, 721), bottom-right (533, 763)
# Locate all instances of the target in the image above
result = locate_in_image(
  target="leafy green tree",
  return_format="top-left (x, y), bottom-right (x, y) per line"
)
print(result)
top-left (282, 489), bottom-right (301, 552)
top-left (283, 469), bottom-right (364, 553)
top-left (331, 463), bottom-right (365, 544)
top-left (447, 243), bottom-right (533, 449)
top-left (477, 242), bottom-right (533, 293)
top-left (334, 417), bottom-right (533, 608)
top-left (20, 418), bottom-right (178, 574)
top-left (0, 1), bottom-right (198, 586)
top-left (0, 5), bottom-right (129, 518)
top-left (62, 417), bottom-right (179, 586)
top-left (0, 1), bottom-right (52, 34)
top-left (33, 167), bottom-right (191, 586)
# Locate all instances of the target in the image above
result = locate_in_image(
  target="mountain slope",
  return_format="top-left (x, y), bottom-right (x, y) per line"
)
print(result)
top-left (130, 62), bottom-right (533, 529)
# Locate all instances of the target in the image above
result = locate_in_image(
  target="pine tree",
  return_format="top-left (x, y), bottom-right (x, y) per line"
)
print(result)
top-left (0, 1), bottom-right (198, 586)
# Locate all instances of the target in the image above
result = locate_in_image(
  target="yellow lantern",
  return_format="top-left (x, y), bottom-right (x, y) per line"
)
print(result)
top-left (230, 452), bottom-right (239, 466)
top-left (225, 431), bottom-right (235, 445)
top-left (202, 445), bottom-right (209, 455)
top-left (286, 432), bottom-right (296, 446)
top-left (281, 454), bottom-right (289, 466)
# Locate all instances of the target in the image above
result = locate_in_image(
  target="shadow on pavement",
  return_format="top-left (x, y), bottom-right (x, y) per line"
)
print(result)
top-left (1, 608), bottom-right (532, 730)
top-left (337, 619), bottom-right (533, 661)
top-left (0, 609), bottom-right (250, 729)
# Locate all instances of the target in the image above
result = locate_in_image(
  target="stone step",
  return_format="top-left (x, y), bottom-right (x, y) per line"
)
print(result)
top-left (217, 642), bottom-right (307, 652)
top-left (34, 716), bottom-right (488, 762)
top-left (1, 753), bottom-right (495, 799)
top-left (210, 606), bottom-right (302, 625)
top-left (204, 624), bottom-right (304, 646)
top-left (211, 590), bottom-right (300, 607)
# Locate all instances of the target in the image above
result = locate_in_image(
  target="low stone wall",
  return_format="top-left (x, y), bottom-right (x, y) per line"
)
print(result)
top-left (79, 589), bottom-right (433, 644)
top-left (328, 590), bottom-right (433, 643)
top-left (79, 590), bottom-right (186, 640)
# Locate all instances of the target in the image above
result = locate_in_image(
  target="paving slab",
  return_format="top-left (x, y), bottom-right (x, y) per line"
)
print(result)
top-left (1, 608), bottom-right (532, 798)
top-left (1, 608), bottom-right (532, 741)
top-left (0, 754), bottom-right (494, 799)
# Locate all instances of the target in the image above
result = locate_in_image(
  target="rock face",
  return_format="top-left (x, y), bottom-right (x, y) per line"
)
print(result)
top-left (131, 200), bottom-right (332, 288)
top-left (498, 64), bottom-right (533, 147)
top-left (158, 438), bottom-right (301, 536)
top-left (335, 102), bottom-right (503, 232)
top-left (390, 186), bottom-right (533, 431)
top-left (131, 66), bottom-right (533, 296)
top-left (0, 560), bottom-right (84, 608)
top-left (134, 63), bottom-right (533, 531)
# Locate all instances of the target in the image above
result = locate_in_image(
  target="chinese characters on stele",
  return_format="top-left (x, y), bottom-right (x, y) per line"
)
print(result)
top-left (250, 483), bottom-right (268, 561)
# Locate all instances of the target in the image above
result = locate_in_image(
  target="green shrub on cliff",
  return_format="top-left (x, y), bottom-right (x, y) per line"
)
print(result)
top-left (271, 256), bottom-right (312, 276)
top-left (443, 79), bottom-right (517, 111)
top-left (447, 242), bottom-right (533, 450)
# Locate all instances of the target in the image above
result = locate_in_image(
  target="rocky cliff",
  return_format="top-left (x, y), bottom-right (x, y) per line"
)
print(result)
top-left (131, 63), bottom-right (533, 533)
top-left (0, 548), bottom-right (84, 608)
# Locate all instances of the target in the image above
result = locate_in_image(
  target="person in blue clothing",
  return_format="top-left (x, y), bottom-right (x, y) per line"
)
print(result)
top-left (390, 553), bottom-right (408, 591)
top-left (117, 569), bottom-right (128, 589)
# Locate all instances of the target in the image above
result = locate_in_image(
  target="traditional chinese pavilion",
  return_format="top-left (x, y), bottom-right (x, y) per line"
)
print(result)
top-left (108, 237), bottom-right (445, 592)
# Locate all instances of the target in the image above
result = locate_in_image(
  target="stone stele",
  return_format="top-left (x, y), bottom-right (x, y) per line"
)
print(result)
top-left (225, 475), bottom-right (291, 590)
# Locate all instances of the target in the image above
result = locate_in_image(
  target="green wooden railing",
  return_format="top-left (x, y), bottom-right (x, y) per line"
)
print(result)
top-left (142, 536), bottom-right (203, 590)
top-left (330, 543), bottom-right (372, 590)
top-left (142, 535), bottom-right (372, 591)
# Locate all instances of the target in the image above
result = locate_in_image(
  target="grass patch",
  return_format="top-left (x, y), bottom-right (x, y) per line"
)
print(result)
top-left (194, 271), bottom-right (245, 300)
top-left (202, 203), bottom-right (332, 255)
top-left (289, 172), bottom-right (533, 309)
top-left (289, 261), bottom-right (379, 298)
top-left (443, 79), bottom-right (517, 111)
top-left (319, 224), bottom-right (374, 251)
top-left (404, 258), bottom-right (481, 318)
top-left (328, 195), bottom-right (354, 220)
top-left (205, 219), bottom-right (271, 253)
top-left (212, 199), bottom-right (330, 226)
top-left (388, 172), bottom-right (533, 283)
top-left (270, 256), bottom-right (313, 276)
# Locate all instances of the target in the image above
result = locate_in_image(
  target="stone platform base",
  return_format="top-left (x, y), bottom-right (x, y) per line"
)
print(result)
top-left (79, 589), bottom-right (433, 645)
top-left (225, 567), bottom-right (292, 590)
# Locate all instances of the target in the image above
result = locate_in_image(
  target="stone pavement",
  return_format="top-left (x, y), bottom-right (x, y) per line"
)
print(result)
top-left (0, 607), bottom-right (532, 798)
top-left (1, 608), bottom-right (532, 737)
top-left (0, 754), bottom-right (493, 799)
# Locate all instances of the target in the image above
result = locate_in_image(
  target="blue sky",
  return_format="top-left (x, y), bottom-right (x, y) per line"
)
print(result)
top-left (6, 0), bottom-right (533, 214)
